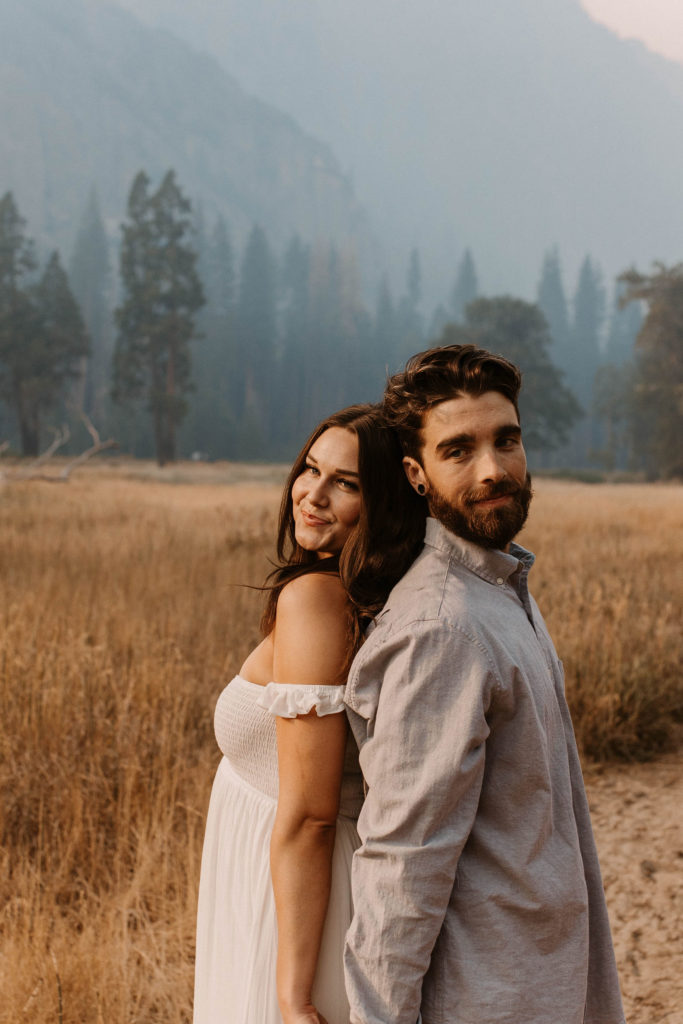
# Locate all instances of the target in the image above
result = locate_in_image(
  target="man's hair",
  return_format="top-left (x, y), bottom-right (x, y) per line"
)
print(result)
top-left (383, 343), bottom-right (522, 460)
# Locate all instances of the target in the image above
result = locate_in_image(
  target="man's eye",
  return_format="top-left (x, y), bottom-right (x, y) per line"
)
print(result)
top-left (449, 449), bottom-right (467, 459)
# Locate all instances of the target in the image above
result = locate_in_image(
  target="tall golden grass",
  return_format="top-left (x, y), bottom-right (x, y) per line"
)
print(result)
top-left (0, 466), bottom-right (681, 1023)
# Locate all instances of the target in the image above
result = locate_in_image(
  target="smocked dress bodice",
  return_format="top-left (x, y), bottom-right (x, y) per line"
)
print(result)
top-left (213, 675), bottom-right (364, 818)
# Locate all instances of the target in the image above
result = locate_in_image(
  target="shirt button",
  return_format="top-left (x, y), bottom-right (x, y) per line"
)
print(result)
top-left (496, 577), bottom-right (505, 585)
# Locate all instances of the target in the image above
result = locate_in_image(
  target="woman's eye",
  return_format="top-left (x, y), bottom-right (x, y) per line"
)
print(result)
top-left (305, 464), bottom-right (320, 476)
top-left (338, 478), bottom-right (359, 491)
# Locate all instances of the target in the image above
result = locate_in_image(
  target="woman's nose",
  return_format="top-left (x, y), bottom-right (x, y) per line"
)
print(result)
top-left (307, 478), bottom-right (329, 506)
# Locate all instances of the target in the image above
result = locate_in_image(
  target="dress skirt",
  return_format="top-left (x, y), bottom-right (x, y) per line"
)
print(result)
top-left (193, 677), bottom-right (363, 1024)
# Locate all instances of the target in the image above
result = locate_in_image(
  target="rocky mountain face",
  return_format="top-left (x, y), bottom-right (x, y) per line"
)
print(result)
top-left (0, 0), bottom-right (373, 262)
top-left (107, 0), bottom-right (683, 298)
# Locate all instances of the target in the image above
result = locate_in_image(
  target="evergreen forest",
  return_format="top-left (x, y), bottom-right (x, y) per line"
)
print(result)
top-left (1, 173), bottom-right (680, 479)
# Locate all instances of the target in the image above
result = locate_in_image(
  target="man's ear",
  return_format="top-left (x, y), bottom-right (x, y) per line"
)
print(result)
top-left (403, 456), bottom-right (428, 496)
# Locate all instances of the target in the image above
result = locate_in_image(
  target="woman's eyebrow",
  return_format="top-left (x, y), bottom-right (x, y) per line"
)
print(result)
top-left (307, 453), bottom-right (359, 476)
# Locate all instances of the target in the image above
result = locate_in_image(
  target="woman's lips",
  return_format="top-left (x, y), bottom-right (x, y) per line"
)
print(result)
top-left (301, 509), bottom-right (330, 526)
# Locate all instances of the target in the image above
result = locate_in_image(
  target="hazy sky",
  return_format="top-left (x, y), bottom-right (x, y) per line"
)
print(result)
top-left (581, 0), bottom-right (683, 63)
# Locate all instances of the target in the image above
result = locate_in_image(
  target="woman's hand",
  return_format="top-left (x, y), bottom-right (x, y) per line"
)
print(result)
top-left (282, 1004), bottom-right (329, 1024)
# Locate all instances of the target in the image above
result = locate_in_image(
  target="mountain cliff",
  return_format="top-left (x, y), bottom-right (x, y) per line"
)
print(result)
top-left (109, 0), bottom-right (683, 298)
top-left (0, 0), bottom-right (372, 260)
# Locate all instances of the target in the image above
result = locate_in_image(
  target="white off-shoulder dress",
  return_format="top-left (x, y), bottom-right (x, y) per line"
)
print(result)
top-left (194, 675), bottom-right (364, 1024)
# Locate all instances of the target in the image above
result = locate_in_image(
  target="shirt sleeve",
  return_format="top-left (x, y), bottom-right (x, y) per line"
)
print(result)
top-left (344, 620), bottom-right (498, 1024)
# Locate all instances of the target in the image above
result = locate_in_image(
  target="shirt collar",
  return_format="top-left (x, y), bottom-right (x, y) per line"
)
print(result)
top-left (423, 517), bottom-right (535, 585)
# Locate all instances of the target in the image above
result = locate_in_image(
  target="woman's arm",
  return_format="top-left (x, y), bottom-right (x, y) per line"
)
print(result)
top-left (269, 572), bottom-right (352, 1024)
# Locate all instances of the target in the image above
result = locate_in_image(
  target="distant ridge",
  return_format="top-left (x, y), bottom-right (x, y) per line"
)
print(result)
top-left (110, 0), bottom-right (683, 298)
top-left (0, 0), bottom-right (373, 261)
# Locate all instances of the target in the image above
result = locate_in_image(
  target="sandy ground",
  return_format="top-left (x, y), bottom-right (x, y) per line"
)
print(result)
top-left (585, 754), bottom-right (683, 1024)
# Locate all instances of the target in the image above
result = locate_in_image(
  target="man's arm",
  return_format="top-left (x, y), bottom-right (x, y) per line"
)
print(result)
top-left (344, 622), bottom-right (497, 1024)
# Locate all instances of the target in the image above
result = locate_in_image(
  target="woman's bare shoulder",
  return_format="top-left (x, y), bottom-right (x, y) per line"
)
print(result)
top-left (273, 573), bottom-right (352, 684)
top-left (277, 571), bottom-right (350, 617)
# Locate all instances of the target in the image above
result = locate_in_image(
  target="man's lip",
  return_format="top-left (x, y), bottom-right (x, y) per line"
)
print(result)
top-left (473, 492), bottom-right (516, 508)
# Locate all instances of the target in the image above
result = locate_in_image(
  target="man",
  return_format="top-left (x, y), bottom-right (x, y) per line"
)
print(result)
top-left (344, 345), bottom-right (625, 1024)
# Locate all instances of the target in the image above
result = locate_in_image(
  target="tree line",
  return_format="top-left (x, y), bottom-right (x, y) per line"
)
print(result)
top-left (0, 173), bottom-right (680, 478)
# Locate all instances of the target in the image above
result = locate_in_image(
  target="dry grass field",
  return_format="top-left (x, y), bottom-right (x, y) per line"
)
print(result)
top-left (0, 463), bottom-right (681, 1023)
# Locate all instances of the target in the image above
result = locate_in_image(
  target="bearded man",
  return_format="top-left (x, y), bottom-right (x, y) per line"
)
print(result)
top-left (343, 345), bottom-right (624, 1024)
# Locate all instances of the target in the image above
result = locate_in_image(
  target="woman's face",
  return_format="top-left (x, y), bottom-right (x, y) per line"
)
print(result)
top-left (291, 427), bottom-right (361, 558)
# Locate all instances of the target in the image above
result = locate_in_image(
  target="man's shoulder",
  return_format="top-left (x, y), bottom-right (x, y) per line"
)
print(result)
top-left (372, 538), bottom-right (479, 634)
top-left (347, 545), bottom-right (482, 689)
top-left (344, 546), bottom-right (497, 725)
top-left (365, 545), bottom-right (450, 637)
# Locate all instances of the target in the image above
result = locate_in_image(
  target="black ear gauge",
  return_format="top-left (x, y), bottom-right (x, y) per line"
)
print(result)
top-left (417, 484), bottom-right (426, 495)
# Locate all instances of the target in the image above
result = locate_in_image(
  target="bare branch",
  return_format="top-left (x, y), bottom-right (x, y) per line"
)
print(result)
top-left (65, 402), bottom-right (101, 447)
top-left (80, 408), bottom-right (101, 447)
top-left (17, 426), bottom-right (70, 478)
top-left (56, 437), bottom-right (118, 481)
top-left (1, 416), bottom-right (117, 483)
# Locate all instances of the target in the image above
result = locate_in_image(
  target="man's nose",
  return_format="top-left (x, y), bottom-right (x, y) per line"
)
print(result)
top-left (477, 448), bottom-right (506, 483)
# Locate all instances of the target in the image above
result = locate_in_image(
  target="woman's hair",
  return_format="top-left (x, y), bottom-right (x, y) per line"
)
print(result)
top-left (383, 343), bottom-right (522, 461)
top-left (261, 403), bottom-right (426, 652)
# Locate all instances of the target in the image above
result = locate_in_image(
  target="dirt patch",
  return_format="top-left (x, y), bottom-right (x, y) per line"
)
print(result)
top-left (585, 755), bottom-right (683, 1024)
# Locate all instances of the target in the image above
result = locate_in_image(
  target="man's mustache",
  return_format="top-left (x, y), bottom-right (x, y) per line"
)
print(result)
top-left (464, 480), bottom-right (521, 506)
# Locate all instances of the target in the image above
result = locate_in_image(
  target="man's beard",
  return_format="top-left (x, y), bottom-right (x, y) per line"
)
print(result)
top-left (428, 474), bottom-right (533, 550)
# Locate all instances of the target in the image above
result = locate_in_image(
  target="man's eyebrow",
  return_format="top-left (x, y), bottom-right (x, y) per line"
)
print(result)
top-left (307, 453), bottom-right (359, 476)
top-left (435, 423), bottom-right (522, 453)
top-left (435, 433), bottom-right (475, 452)
top-left (496, 423), bottom-right (522, 438)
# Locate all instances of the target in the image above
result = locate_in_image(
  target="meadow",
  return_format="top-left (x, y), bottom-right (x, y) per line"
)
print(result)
top-left (0, 464), bottom-right (681, 1023)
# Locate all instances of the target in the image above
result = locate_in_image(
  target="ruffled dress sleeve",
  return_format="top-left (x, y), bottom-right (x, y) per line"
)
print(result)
top-left (255, 682), bottom-right (346, 718)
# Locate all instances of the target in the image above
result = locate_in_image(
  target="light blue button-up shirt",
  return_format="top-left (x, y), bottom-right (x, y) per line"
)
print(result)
top-left (344, 519), bottom-right (624, 1024)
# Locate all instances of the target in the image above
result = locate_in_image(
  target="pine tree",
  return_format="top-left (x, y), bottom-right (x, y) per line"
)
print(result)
top-left (396, 247), bottom-right (424, 362)
top-left (605, 280), bottom-right (643, 366)
top-left (568, 255), bottom-right (606, 462)
top-left (206, 216), bottom-right (236, 317)
top-left (234, 224), bottom-right (276, 456)
top-left (278, 234), bottom-right (312, 445)
top-left (450, 249), bottom-right (478, 323)
top-left (181, 214), bottom-right (238, 458)
top-left (373, 275), bottom-right (397, 376)
top-left (536, 247), bottom-right (570, 362)
top-left (113, 170), bottom-right (204, 465)
top-left (589, 280), bottom-right (644, 471)
top-left (570, 256), bottom-right (605, 404)
top-left (618, 262), bottom-right (683, 478)
top-left (0, 194), bottom-right (89, 455)
top-left (427, 303), bottom-right (451, 344)
top-left (33, 250), bottom-right (90, 405)
top-left (0, 192), bottom-right (37, 452)
top-left (69, 189), bottom-right (111, 422)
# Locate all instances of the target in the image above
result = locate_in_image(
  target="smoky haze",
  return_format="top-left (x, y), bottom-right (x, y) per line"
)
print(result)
top-left (104, 0), bottom-right (683, 302)
top-left (0, 0), bottom-right (680, 475)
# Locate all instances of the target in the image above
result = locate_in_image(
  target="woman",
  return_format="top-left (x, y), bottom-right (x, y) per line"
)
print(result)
top-left (193, 405), bottom-right (425, 1024)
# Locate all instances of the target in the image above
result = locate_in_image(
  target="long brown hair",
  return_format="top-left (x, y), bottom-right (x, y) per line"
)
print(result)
top-left (261, 404), bottom-right (426, 652)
